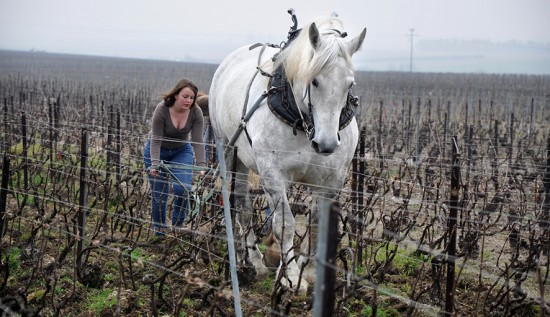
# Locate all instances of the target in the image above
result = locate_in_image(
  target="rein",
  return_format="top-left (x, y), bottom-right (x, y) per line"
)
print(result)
top-left (302, 84), bottom-right (315, 140)
top-left (225, 43), bottom-right (280, 150)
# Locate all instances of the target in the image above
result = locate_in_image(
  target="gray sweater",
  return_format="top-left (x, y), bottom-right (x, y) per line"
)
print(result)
top-left (149, 101), bottom-right (206, 167)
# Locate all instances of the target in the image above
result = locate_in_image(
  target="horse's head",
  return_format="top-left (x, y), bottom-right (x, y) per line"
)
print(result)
top-left (274, 15), bottom-right (366, 154)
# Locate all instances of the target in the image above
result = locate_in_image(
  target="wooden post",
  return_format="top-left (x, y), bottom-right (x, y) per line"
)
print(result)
top-left (76, 128), bottom-right (89, 269)
top-left (478, 99), bottom-right (482, 132)
top-left (427, 99), bottom-right (432, 142)
top-left (529, 98), bottom-right (534, 144)
top-left (116, 109), bottom-right (122, 184)
top-left (3, 98), bottom-right (10, 152)
top-left (21, 111), bottom-right (28, 192)
top-left (357, 126), bottom-right (366, 266)
top-left (350, 143), bottom-right (358, 247)
top-left (48, 98), bottom-right (54, 165)
top-left (407, 100), bottom-right (412, 153)
top-left (377, 100), bottom-right (383, 169)
top-left (0, 154), bottom-right (10, 239)
top-left (508, 113), bottom-right (514, 170)
top-left (415, 98), bottom-right (421, 165)
top-left (463, 102), bottom-right (469, 156)
top-left (542, 138), bottom-right (550, 253)
top-left (313, 201), bottom-right (339, 317)
top-left (401, 99), bottom-right (405, 145)
top-left (492, 120), bottom-right (500, 191)
top-left (445, 136), bottom-right (460, 316)
top-left (443, 112), bottom-right (448, 158)
top-left (107, 104), bottom-right (114, 173)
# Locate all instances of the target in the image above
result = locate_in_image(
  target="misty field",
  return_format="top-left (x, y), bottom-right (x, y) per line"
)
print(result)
top-left (1, 50), bottom-right (550, 316)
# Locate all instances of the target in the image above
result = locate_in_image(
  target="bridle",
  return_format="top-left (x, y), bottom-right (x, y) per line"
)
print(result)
top-left (288, 24), bottom-right (350, 141)
top-left (299, 84), bottom-right (315, 141)
top-left (299, 82), bottom-right (358, 142)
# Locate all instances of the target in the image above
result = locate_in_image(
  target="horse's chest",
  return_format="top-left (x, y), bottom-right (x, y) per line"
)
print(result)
top-left (270, 153), bottom-right (336, 181)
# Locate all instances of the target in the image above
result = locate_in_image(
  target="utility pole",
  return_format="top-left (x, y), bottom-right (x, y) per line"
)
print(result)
top-left (408, 28), bottom-right (415, 72)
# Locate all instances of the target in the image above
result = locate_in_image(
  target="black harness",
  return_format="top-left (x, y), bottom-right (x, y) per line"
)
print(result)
top-left (229, 10), bottom-right (359, 149)
top-left (264, 10), bottom-right (358, 140)
top-left (267, 65), bottom-right (359, 139)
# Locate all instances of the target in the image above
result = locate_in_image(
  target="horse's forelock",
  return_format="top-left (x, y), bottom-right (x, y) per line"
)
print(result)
top-left (274, 16), bottom-right (353, 84)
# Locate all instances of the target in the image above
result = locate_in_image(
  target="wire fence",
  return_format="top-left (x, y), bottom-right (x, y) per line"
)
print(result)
top-left (1, 51), bottom-right (550, 316)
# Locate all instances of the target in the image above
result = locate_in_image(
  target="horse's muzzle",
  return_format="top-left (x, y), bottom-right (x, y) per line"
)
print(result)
top-left (311, 133), bottom-right (340, 155)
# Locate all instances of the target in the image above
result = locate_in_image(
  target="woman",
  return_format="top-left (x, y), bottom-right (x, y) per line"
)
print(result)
top-left (143, 79), bottom-right (206, 236)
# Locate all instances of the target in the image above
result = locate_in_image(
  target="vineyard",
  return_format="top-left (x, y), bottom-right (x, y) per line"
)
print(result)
top-left (1, 49), bottom-right (550, 316)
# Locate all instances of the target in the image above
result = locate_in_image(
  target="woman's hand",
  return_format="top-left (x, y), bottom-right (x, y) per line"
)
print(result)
top-left (197, 163), bottom-right (207, 177)
top-left (148, 166), bottom-right (160, 177)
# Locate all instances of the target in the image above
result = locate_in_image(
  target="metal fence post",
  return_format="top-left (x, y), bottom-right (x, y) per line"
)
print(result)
top-left (216, 140), bottom-right (242, 317)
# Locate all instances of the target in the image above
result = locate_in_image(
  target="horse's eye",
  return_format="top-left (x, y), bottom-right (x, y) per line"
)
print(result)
top-left (312, 79), bottom-right (319, 87)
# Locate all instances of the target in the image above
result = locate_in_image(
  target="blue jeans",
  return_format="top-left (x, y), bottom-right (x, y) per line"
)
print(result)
top-left (143, 140), bottom-right (194, 235)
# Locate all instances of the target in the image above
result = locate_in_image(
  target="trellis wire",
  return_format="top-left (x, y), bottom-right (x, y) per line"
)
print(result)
top-left (1, 51), bottom-right (550, 316)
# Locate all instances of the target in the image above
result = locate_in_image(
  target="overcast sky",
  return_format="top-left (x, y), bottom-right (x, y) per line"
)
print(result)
top-left (1, 0), bottom-right (549, 74)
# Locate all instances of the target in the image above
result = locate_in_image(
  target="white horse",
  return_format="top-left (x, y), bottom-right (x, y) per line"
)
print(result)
top-left (209, 11), bottom-right (366, 293)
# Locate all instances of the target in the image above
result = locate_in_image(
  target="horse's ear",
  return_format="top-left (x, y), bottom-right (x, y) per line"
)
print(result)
top-left (347, 28), bottom-right (367, 55)
top-left (309, 23), bottom-right (320, 49)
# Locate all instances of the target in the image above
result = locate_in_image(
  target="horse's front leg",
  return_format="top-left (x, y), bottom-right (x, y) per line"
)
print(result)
top-left (296, 193), bottom-right (341, 287)
top-left (262, 180), bottom-right (308, 293)
top-left (232, 158), bottom-right (268, 281)
top-left (296, 200), bottom-right (318, 284)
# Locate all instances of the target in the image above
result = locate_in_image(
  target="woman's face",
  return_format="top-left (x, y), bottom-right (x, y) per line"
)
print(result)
top-left (174, 87), bottom-right (195, 110)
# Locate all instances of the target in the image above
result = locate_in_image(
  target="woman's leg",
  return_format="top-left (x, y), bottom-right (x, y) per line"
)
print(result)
top-left (144, 140), bottom-right (169, 235)
top-left (169, 143), bottom-right (194, 226)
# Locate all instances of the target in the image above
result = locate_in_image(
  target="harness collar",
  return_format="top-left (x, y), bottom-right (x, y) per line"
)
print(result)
top-left (254, 10), bottom-right (359, 140)
top-left (266, 65), bottom-right (358, 138)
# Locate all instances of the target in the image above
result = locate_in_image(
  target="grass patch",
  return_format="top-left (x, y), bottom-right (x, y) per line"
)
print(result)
top-left (370, 242), bottom-right (426, 276)
top-left (251, 271), bottom-right (275, 293)
top-left (345, 298), bottom-right (399, 317)
top-left (129, 247), bottom-right (152, 265)
top-left (361, 304), bottom-right (400, 317)
top-left (84, 288), bottom-right (117, 314)
top-left (6, 246), bottom-right (22, 276)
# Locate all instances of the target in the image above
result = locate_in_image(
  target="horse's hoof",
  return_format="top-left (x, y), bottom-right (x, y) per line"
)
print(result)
top-left (297, 280), bottom-right (308, 294)
top-left (278, 274), bottom-right (309, 294)
top-left (262, 252), bottom-right (280, 270)
top-left (255, 266), bottom-right (269, 279)
top-left (237, 265), bottom-right (257, 286)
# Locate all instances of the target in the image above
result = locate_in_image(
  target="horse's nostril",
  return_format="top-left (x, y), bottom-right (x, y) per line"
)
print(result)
top-left (311, 140), bottom-right (336, 154)
top-left (311, 141), bottom-right (320, 153)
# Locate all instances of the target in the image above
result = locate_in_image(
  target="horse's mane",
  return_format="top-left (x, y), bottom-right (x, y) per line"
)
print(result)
top-left (271, 15), bottom-right (354, 85)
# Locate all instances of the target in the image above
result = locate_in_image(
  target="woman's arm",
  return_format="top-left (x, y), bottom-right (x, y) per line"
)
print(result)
top-left (190, 106), bottom-right (206, 167)
top-left (150, 102), bottom-right (166, 168)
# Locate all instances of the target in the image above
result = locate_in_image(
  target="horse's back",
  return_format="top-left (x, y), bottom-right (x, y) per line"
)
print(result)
top-left (209, 45), bottom-right (277, 141)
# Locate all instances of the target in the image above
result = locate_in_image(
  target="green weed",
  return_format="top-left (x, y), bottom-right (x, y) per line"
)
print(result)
top-left (7, 246), bottom-right (21, 276)
top-left (84, 288), bottom-right (117, 314)
top-left (362, 304), bottom-right (400, 317)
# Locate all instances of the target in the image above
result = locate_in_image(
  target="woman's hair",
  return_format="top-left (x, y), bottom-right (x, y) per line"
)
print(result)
top-left (161, 79), bottom-right (198, 108)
